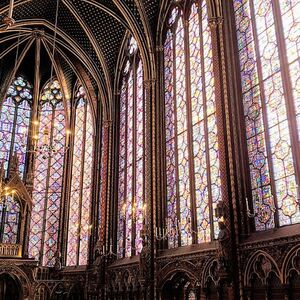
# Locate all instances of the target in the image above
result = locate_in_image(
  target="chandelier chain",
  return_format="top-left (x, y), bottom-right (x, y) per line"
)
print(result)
top-left (50, 0), bottom-right (60, 83)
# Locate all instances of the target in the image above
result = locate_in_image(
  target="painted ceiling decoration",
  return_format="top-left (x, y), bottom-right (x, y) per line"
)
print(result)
top-left (0, 0), bottom-right (161, 119)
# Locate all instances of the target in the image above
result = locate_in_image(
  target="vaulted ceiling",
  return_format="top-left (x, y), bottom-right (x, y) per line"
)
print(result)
top-left (0, 0), bottom-right (161, 115)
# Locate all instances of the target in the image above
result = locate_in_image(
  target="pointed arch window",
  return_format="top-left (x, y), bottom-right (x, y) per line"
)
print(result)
top-left (117, 36), bottom-right (145, 258)
top-left (66, 85), bottom-right (94, 266)
top-left (164, 2), bottom-right (222, 248)
top-left (29, 80), bottom-right (66, 267)
top-left (0, 76), bottom-right (32, 177)
top-left (234, 0), bottom-right (300, 230)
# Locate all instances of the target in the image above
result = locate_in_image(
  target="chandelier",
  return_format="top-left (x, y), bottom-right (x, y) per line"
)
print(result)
top-left (21, 81), bottom-right (71, 159)
top-left (0, 166), bottom-right (16, 205)
top-left (9, 0), bottom-right (70, 160)
top-left (0, 186), bottom-right (16, 205)
top-left (21, 122), bottom-right (71, 160)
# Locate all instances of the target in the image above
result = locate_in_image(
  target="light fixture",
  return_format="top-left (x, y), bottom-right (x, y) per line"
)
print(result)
top-left (21, 120), bottom-right (71, 159)
top-left (14, 0), bottom-right (69, 160)
top-left (0, 169), bottom-right (17, 206)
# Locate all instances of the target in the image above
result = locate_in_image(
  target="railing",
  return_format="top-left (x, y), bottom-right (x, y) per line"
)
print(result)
top-left (0, 243), bottom-right (22, 257)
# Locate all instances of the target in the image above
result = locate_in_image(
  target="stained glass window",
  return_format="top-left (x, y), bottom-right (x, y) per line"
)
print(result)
top-left (66, 85), bottom-right (94, 266)
top-left (0, 196), bottom-right (21, 244)
top-left (164, 1), bottom-right (222, 248)
top-left (234, 0), bottom-right (300, 230)
top-left (0, 76), bottom-right (32, 177)
top-left (117, 37), bottom-right (145, 258)
top-left (29, 80), bottom-right (66, 267)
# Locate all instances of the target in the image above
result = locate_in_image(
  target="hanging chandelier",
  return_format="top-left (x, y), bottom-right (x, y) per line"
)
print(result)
top-left (10, 0), bottom-right (70, 160)
top-left (21, 121), bottom-right (71, 160)
top-left (0, 166), bottom-right (16, 205)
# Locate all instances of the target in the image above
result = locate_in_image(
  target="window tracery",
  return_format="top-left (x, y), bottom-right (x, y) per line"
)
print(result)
top-left (164, 1), bottom-right (222, 248)
top-left (66, 85), bottom-right (94, 266)
top-left (0, 76), bottom-right (32, 177)
top-left (117, 36), bottom-right (145, 258)
top-left (29, 80), bottom-right (66, 267)
top-left (234, 0), bottom-right (300, 230)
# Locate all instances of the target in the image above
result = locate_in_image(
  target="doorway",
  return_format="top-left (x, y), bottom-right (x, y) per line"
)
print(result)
top-left (161, 272), bottom-right (193, 300)
top-left (0, 273), bottom-right (22, 300)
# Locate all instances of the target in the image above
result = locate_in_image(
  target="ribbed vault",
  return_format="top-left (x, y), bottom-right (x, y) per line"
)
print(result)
top-left (0, 0), bottom-right (160, 119)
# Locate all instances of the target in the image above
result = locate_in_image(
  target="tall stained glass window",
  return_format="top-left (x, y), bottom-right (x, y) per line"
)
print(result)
top-left (0, 76), bottom-right (32, 177)
top-left (67, 85), bottom-right (94, 266)
top-left (234, 0), bottom-right (300, 230)
top-left (29, 80), bottom-right (66, 267)
top-left (164, 1), bottom-right (222, 248)
top-left (117, 36), bottom-right (145, 258)
top-left (0, 196), bottom-right (21, 244)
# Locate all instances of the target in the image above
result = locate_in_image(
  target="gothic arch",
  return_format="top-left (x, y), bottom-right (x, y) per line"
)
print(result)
top-left (33, 282), bottom-right (51, 299)
top-left (157, 260), bottom-right (198, 290)
top-left (0, 264), bottom-right (31, 298)
top-left (66, 282), bottom-right (84, 299)
top-left (0, 272), bottom-right (23, 299)
top-left (112, 1), bottom-right (154, 85)
top-left (72, 81), bottom-right (96, 128)
top-left (282, 245), bottom-right (300, 284)
top-left (201, 258), bottom-right (219, 288)
top-left (2, 21), bottom-right (109, 118)
top-left (51, 282), bottom-right (67, 299)
top-left (244, 250), bottom-right (281, 286)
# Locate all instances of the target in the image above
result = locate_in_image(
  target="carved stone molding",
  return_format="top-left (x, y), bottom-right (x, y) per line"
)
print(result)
top-left (143, 79), bottom-right (156, 91)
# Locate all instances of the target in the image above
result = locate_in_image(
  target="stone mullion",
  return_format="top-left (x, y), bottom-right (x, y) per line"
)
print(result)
top-left (76, 103), bottom-right (88, 265)
top-left (58, 134), bottom-right (71, 263)
top-left (132, 59), bottom-right (137, 256)
top-left (58, 94), bottom-right (76, 266)
top-left (39, 106), bottom-right (56, 266)
top-left (183, 17), bottom-right (198, 245)
top-left (61, 103), bottom-right (75, 266)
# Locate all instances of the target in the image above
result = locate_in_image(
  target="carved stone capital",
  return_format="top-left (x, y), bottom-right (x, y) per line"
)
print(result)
top-left (156, 45), bottom-right (164, 53)
top-left (143, 79), bottom-right (156, 91)
top-left (208, 17), bottom-right (223, 29)
top-left (103, 120), bottom-right (112, 128)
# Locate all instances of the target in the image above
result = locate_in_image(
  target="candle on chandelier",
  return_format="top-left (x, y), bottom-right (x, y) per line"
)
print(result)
top-left (245, 197), bottom-right (250, 212)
